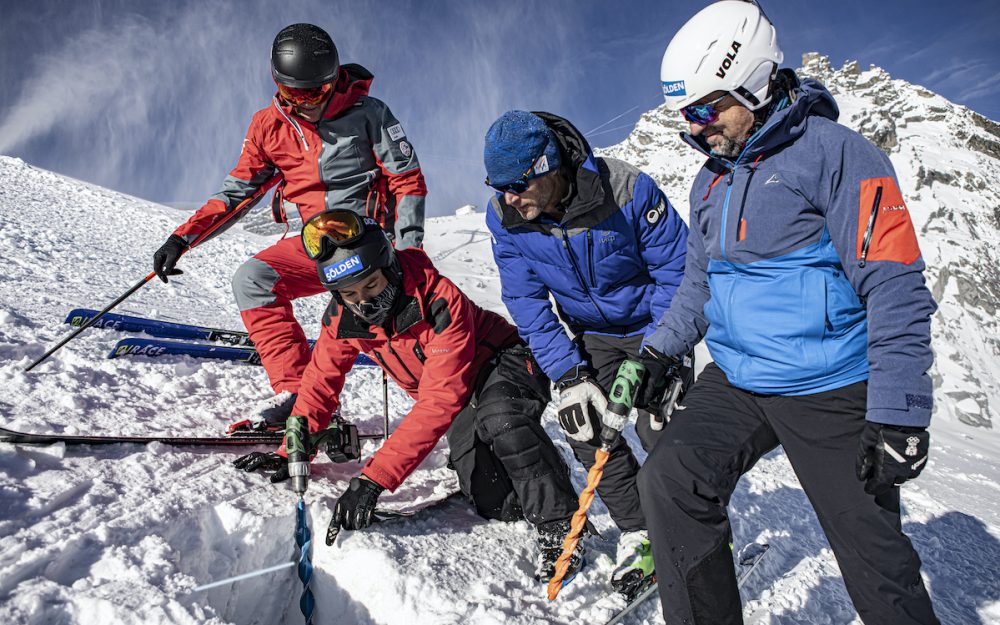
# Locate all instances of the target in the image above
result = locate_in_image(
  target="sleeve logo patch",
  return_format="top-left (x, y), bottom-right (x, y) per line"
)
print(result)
top-left (855, 177), bottom-right (921, 265)
top-left (323, 254), bottom-right (365, 282)
top-left (399, 140), bottom-right (412, 158)
top-left (386, 124), bottom-right (405, 141)
top-left (645, 200), bottom-right (667, 225)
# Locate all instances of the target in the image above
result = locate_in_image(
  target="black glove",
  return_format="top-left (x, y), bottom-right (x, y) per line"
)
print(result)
top-left (312, 419), bottom-right (362, 463)
top-left (326, 476), bottom-right (384, 545)
top-left (555, 364), bottom-right (607, 445)
top-left (233, 451), bottom-right (290, 483)
top-left (634, 347), bottom-right (681, 411)
top-left (855, 422), bottom-right (930, 496)
top-left (152, 234), bottom-right (188, 283)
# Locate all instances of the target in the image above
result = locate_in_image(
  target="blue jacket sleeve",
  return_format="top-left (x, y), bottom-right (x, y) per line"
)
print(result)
top-left (816, 125), bottom-right (936, 427)
top-left (486, 205), bottom-right (584, 381)
top-left (631, 173), bottom-right (688, 342)
top-left (645, 176), bottom-right (712, 358)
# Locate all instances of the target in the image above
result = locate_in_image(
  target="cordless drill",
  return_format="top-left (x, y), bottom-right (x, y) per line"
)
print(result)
top-left (285, 415), bottom-right (310, 497)
top-left (600, 359), bottom-right (646, 448)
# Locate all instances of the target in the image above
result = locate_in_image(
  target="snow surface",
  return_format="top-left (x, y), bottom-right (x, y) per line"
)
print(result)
top-left (2, 57), bottom-right (1000, 624)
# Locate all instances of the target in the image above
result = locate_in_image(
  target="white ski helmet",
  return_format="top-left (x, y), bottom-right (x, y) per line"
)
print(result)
top-left (660, 1), bottom-right (783, 112)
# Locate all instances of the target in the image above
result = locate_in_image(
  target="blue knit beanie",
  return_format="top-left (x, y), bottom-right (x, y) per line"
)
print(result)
top-left (483, 111), bottom-right (561, 187)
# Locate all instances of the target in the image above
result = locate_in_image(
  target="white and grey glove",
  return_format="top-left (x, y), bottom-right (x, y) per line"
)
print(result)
top-left (556, 365), bottom-right (608, 445)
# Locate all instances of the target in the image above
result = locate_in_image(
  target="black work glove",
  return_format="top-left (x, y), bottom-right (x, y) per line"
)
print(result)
top-left (634, 346), bottom-right (681, 411)
top-left (152, 234), bottom-right (188, 283)
top-left (233, 451), bottom-right (290, 483)
top-left (555, 363), bottom-right (607, 445)
top-left (855, 422), bottom-right (930, 496)
top-left (326, 476), bottom-right (385, 545)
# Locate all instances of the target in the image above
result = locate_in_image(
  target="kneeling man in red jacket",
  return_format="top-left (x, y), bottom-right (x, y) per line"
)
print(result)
top-left (236, 210), bottom-right (583, 581)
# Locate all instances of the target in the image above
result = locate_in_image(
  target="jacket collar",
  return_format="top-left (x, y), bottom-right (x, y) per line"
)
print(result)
top-left (272, 63), bottom-right (374, 124)
top-left (681, 70), bottom-right (840, 167)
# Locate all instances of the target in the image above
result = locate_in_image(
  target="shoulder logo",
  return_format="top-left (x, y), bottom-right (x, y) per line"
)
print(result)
top-left (399, 140), bottom-right (412, 158)
top-left (386, 123), bottom-right (405, 141)
top-left (765, 173), bottom-right (780, 185)
top-left (645, 200), bottom-right (667, 226)
top-left (716, 41), bottom-right (743, 79)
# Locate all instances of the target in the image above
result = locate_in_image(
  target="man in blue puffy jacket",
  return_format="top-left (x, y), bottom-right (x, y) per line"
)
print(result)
top-left (639, 3), bottom-right (939, 624)
top-left (483, 110), bottom-right (688, 593)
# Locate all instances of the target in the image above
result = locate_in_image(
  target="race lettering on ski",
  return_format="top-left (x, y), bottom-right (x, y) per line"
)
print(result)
top-left (106, 337), bottom-right (377, 368)
top-left (63, 310), bottom-right (376, 367)
top-left (65, 308), bottom-right (257, 346)
top-left (603, 543), bottom-right (770, 625)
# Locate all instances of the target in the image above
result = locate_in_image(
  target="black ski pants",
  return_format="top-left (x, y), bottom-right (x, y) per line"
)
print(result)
top-left (565, 333), bottom-right (663, 532)
top-left (446, 345), bottom-right (578, 526)
top-left (637, 363), bottom-right (939, 625)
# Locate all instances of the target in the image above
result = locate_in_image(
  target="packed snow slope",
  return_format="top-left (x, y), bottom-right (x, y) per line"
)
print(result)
top-left (1, 55), bottom-right (999, 625)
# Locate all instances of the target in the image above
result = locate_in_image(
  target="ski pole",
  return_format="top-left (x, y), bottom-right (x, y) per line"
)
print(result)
top-left (548, 359), bottom-right (646, 600)
top-left (382, 370), bottom-right (390, 442)
top-left (24, 174), bottom-right (282, 372)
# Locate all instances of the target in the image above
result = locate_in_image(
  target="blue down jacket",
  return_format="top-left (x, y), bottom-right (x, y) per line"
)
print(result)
top-left (487, 112), bottom-right (687, 381)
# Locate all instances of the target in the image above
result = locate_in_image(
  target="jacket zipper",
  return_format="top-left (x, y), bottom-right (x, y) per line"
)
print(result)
top-left (858, 186), bottom-right (883, 268)
top-left (561, 228), bottom-right (613, 328)
top-left (272, 96), bottom-right (311, 151)
top-left (386, 337), bottom-right (419, 386)
top-left (586, 230), bottom-right (596, 286)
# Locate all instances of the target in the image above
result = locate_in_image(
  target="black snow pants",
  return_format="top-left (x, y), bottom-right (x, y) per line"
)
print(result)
top-left (564, 333), bottom-right (665, 532)
top-left (637, 363), bottom-right (939, 625)
top-left (446, 344), bottom-right (578, 526)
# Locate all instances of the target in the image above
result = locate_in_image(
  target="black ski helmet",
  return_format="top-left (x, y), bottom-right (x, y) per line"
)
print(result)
top-left (315, 220), bottom-right (396, 292)
top-left (271, 23), bottom-right (340, 88)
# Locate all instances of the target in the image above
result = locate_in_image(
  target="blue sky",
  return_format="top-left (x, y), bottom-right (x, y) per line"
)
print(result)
top-left (1, 0), bottom-right (997, 217)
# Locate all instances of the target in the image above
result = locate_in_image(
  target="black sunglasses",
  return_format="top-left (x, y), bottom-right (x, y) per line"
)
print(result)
top-left (485, 153), bottom-right (547, 194)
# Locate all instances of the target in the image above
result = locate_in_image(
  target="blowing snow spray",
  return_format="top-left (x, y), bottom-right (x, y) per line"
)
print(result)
top-left (547, 359), bottom-right (646, 600)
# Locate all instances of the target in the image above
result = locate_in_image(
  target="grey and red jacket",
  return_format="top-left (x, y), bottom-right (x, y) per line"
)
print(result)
top-left (647, 71), bottom-right (937, 427)
top-left (173, 64), bottom-right (427, 249)
top-left (290, 248), bottom-right (520, 491)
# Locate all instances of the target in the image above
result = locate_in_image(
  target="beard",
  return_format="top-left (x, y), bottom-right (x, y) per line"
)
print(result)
top-left (709, 133), bottom-right (747, 158)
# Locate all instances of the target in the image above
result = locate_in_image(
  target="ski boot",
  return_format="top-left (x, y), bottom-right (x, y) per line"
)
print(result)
top-left (227, 391), bottom-right (298, 437)
top-left (610, 530), bottom-right (655, 602)
top-left (534, 519), bottom-right (586, 584)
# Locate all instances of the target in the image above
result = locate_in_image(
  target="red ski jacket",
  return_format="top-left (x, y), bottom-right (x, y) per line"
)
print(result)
top-left (174, 64), bottom-right (427, 249)
top-left (291, 249), bottom-right (520, 491)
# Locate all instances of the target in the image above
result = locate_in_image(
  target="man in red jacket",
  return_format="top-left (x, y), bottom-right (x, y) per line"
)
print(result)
top-left (234, 210), bottom-right (585, 582)
top-left (152, 24), bottom-right (426, 425)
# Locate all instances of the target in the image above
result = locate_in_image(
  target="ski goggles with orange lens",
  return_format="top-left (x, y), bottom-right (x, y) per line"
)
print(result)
top-left (277, 81), bottom-right (334, 106)
top-left (301, 210), bottom-right (370, 260)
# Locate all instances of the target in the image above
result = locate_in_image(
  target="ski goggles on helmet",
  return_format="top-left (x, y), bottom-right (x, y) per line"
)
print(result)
top-left (680, 93), bottom-right (729, 126)
top-left (302, 210), bottom-right (371, 260)
top-left (277, 81), bottom-right (334, 106)
top-left (485, 153), bottom-right (547, 195)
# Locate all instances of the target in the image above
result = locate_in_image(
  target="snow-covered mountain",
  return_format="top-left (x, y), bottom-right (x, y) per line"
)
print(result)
top-left (1, 55), bottom-right (999, 625)
top-left (602, 53), bottom-right (1000, 430)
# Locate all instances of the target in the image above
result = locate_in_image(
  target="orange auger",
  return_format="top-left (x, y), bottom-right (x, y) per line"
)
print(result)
top-left (547, 359), bottom-right (647, 600)
top-left (547, 446), bottom-right (610, 599)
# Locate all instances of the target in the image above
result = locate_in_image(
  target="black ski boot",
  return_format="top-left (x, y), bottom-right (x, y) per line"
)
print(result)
top-left (534, 519), bottom-right (586, 584)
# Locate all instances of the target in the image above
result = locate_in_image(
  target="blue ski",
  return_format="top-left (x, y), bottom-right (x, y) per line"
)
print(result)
top-left (65, 308), bottom-right (257, 346)
top-left (108, 337), bottom-right (377, 368)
